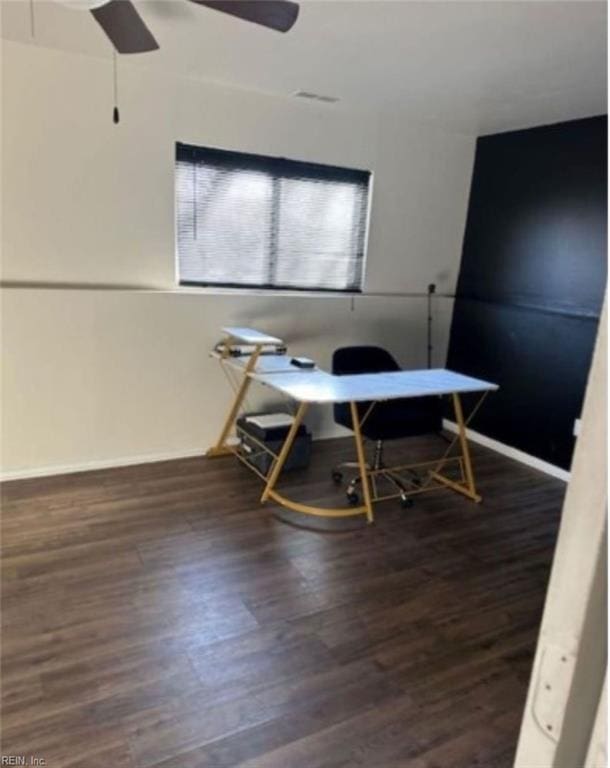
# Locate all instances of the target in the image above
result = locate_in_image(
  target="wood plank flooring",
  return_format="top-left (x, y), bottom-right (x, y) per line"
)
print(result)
top-left (1, 435), bottom-right (565, 767)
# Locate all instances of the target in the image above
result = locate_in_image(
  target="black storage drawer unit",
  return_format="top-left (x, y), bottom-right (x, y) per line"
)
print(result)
top-left (236, 413), bottom-right (312, 477)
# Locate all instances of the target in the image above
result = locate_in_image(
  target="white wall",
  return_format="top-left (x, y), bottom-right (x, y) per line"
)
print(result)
top-left (1, 40), bottom-right (476, 478)
top-left (514, 298), bottom-right (607, 768)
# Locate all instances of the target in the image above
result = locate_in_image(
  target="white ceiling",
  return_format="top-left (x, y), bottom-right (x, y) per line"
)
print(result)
top-left (2, 0), bottom-right (607, 133)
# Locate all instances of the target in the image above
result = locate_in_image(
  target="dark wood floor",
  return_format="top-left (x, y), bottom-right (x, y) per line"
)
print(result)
top-left (1, 435), bottom-right (565, 768)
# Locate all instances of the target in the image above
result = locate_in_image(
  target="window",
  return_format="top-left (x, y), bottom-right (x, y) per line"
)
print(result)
top-left (175, 143), bottom-right (371, 292)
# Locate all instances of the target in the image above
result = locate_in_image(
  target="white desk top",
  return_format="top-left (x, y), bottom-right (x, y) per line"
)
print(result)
top-left (222, 327), bottom-right (283, 346)
top-left (211, 353), bottom-right (316, 374)
top-left (254, 368), bottom-right (498, 404)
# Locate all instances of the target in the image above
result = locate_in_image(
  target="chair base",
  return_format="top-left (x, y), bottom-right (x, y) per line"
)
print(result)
top-left (332, 440), bottom-right (421, 509)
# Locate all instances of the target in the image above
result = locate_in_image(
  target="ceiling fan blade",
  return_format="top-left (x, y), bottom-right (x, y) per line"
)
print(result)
top-left (91, 0), bottom-right (159, 53)
top-left (192, 1), bottom-right (299, 33)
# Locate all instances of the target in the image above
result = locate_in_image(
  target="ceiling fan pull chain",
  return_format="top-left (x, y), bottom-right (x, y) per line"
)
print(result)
top-left (29, 0), bottom-right (36, 38)
top-left (112, 50), bottom-right (120, 124)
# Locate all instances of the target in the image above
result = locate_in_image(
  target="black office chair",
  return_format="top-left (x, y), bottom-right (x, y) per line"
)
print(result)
top-left (332, 345), bottom-right (442, 507)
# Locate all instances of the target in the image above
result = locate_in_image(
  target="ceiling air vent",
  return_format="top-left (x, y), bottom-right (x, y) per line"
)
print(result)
top-left (293, 91), bottom-right (340, 104)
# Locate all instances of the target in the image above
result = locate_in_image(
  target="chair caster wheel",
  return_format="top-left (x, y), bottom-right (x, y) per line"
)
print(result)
top-left (331, 470), bottom-right (343, 484)
top-left (400, 494), bottom-right (414, 509)
top-left (346, 491), bottom-right (360, 506)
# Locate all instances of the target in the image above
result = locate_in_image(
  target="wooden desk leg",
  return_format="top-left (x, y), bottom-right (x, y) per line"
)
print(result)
top-left (350, 401), bottom-right (374, 524)
top-left (452, 392), bottom-right (479, 500)
top-left (261, 401), bottom-right (309, 503)
top-left (206, 344), bottom-right (263, 458)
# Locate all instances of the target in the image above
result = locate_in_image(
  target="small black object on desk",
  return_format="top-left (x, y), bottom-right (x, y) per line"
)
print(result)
top-left (290, 357), bottom-right (315, 369)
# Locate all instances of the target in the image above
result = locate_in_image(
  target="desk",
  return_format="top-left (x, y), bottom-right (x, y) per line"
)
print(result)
top-left (207, 328), bottom-right (498, 523)
top-left (254, 368), bottom-right (498, 522)
top-left (254, 368), bottom-right (495, 403)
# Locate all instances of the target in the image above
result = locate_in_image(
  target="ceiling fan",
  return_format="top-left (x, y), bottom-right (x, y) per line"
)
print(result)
top-left (66, 1), bottom-right (300, 54)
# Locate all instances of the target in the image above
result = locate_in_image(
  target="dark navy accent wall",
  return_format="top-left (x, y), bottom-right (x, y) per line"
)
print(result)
top-left (447, 116), bottom-right (607, 470)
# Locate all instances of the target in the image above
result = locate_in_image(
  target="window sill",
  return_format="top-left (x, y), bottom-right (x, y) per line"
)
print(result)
top-left (0, 281), bottom-right (440, 300)
top-left (172, 284), bottom-right (365, 299)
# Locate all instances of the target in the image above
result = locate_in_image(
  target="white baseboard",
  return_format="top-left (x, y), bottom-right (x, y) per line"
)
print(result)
top-left (0, 448), bottom-right (205, 483)
top-left (0, 432), bottom-right (347, 483)
top-left (1, 426), bottom-right (571, 484)
top-left (443, 419), bottom-right (570, 482)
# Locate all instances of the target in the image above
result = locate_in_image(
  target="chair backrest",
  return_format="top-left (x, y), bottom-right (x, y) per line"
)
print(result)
top-left (332, 346), bottom-right (401, 376)
top-left (331, 345), bottom-right (442, 439)
top-left (332, 346), bottom-right (400, 431)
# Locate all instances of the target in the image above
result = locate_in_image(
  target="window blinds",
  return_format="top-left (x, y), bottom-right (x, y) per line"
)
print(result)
top-left (176, 143), bottom-right (370, 292)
